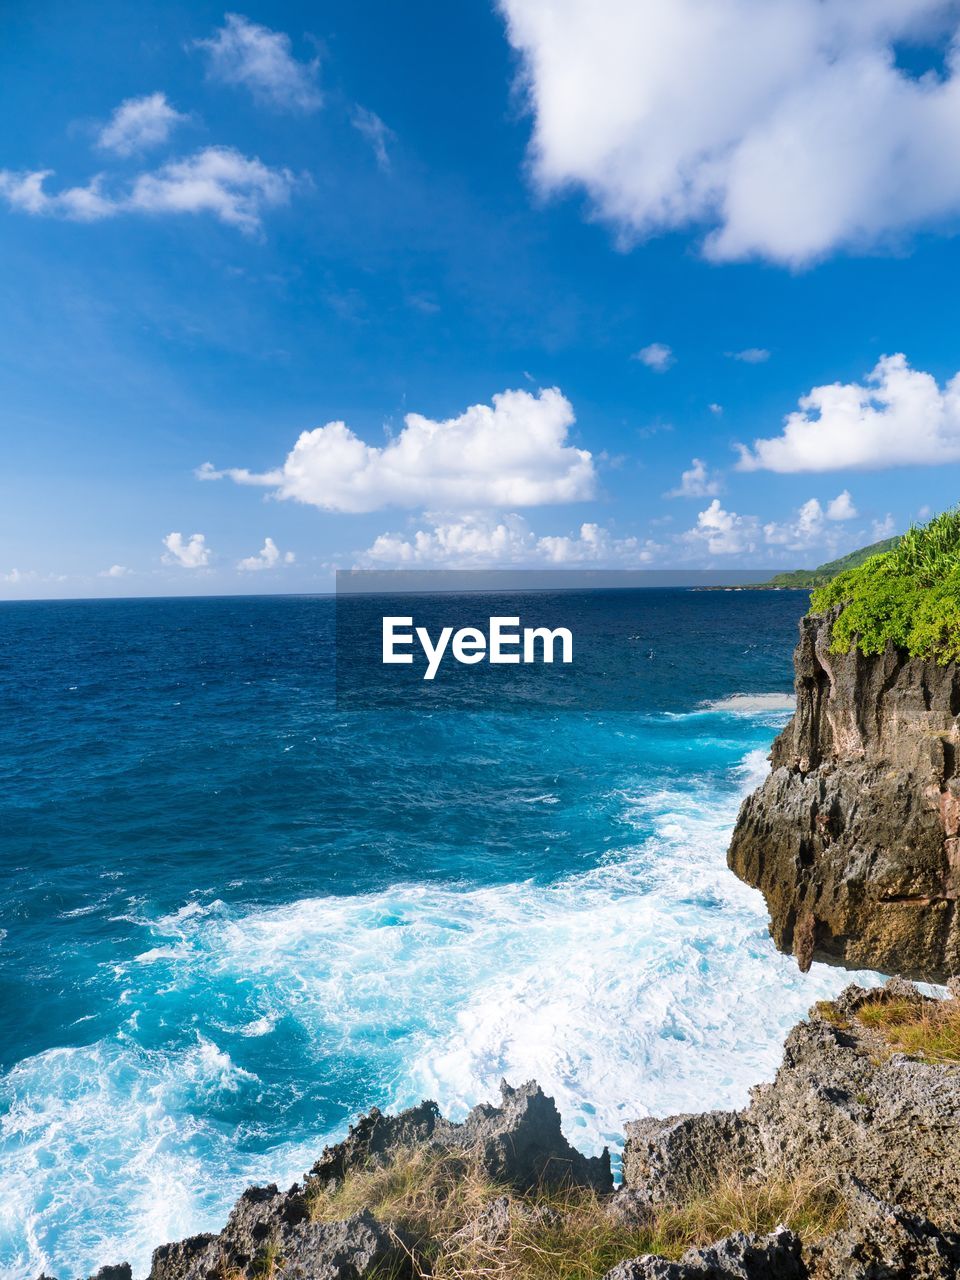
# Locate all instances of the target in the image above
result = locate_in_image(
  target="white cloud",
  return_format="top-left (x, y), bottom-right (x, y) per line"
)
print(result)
top-left (633, 342), bottom-right (674, 371)
top-left (737, 354), bottom-right (960, 472)
top-left (352, 107), bottom-right (393, 171)
top-left (765, 490), bottom-right (859, 549)
top-left (195, 13), bottom-right (321, 112)
top-left (729, 347), bottom-right (770, 364)
top-left (685, 491), bottom-right (863, 558)
top-left (498, 0), bottom-right (960, 266)
top-left (2, 568), bottom-right (67, 586)
top-left (0, 147), bottom-right (294, 233)
top-left (97, 93), bottom-right (186, 156)
top-left (162, 532), bottom-right (211, 568)
top-left (237, 537), bottom-right (295, 571)
top-left (200, 387), bottom-right (596, 513)
top-left (682, 499), bottom-right (759, 556)
top-left (360, 513), bottom-right (657, 568)
top-left (128, 148), bottom-right (293, 232)
top-left (763, 497), bottom-right (828, 550)
top-left (665, 457), bottom-right (720, 498)
top-left (98, 564), bottom-right (133, 578)
top-left (826, 489), bottom-right (857, 521)
top-left (873, 513), bottom-right (897, 539)
top-left (709, 403), bottom-right (723, 416)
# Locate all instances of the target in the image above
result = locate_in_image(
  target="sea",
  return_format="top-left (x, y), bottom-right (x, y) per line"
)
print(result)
top-left (0, 590), bottom-right (882, 1279)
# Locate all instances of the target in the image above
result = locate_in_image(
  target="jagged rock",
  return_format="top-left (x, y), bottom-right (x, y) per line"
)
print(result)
top-left (603, 1258), bottom-right (691, 1280)
top-left (727, 608), bottom-right (960, 981)
top-left (809, 1182), bottom-right (960, 1279)
top-left (446, 1194), bottom-right (515, 1248)
top-left (682, 1227), bottom-right (805, 1277)
top-left (89, 1268), bottom-right (132, 1280)
top-left (622, 1110), bottom-right (762, 1204)
top-left (149, 1234), bottom-right (216, 1280)
top-left (444, 1193), bottom-right (563, 1250)
top-left (274, 1210), bottom-right (405, 1280)
top-left (623, 981), bottom-right (960, 1235)
top-left (147, 1080), bottom-right (609, 1280)
top-left (604, 1186), bottom-right (657, 1229)
top-left (149, 1208), bottom-right (403, 1280)
top-left (602, 1228), bottom-right (805, 1279)
top-left (308, 1078), bottom-right (612, 1194)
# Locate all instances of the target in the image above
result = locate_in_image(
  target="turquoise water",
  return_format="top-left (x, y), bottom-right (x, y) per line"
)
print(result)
top-left (0, 592), bottom-right (879, 1279)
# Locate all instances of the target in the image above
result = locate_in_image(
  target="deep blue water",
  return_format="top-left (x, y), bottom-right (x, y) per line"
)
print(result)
top-left (0, 591), bottom-right (880, 1278)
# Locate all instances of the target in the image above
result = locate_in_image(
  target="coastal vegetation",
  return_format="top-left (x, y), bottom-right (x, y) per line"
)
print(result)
top-left (816, 991), bottom-right (960, 1065)
top-left (303, 1147), bottom-right (844, 1279)
top-left (810, 506), bottom-right (960, 663)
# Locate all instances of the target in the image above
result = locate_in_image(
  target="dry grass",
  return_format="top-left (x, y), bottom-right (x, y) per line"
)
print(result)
top-left (303, 1146), bottom-right (845, 1280)
top-left (855, 995), bottom-right (960, 1064)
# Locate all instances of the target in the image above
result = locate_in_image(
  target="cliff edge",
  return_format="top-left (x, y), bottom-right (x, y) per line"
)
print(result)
top-left (728, 607), bottom-right (960, 980)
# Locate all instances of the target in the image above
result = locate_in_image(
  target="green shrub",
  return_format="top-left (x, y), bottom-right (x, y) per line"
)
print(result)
top-left (810, 507), bottom-right (960, 663)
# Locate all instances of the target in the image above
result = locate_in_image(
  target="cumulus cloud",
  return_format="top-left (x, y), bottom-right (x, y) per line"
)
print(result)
top-left (97, 92), bottom-right (186, 156)
top-left (498, 0), bottom-right (960, 266)
top-left (729, 347), bottom-right (770, 364)
top-left (98, 564), bottom-right (133, 578)
top-left (826, 489), bottom-right (857, 521)
top-left (737, 354), bottom-right (960, 472)
top-left (682, 490), bottom-right (858, 555)
top-left (163, 532), bottom-right (211, 568)
top-left (0, 147), bottom-right (294, 233)
top-left (199, 387), bottom-right (596, 513)
top-left (763, 497), bottom-right (830, 550)
top-left (352, 107), bottom-right (393, 171)
top-left (360, 513), bottom-right (657, 568)
top-left (237, 537), bottom-right (295, 571)
top-left (873, 513), bottom-right (897, 539)
top-left (195, 13), bottom-right (321, 112)
top-left (633, 342), bottom-right (674, 371)
top-left (665, 457), bottom-right (721, 499)
top-left (682, 499), bottom-right (759, 555)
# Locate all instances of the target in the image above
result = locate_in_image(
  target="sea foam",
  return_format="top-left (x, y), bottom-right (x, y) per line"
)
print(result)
top-left (0, 718), bottom-right (881, 1280)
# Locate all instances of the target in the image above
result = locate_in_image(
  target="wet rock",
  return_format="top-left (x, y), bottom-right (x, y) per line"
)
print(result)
top-left (727, 608), bottom-right (960, 981)
top-left (89, 1268), bottom-right (132, 1280)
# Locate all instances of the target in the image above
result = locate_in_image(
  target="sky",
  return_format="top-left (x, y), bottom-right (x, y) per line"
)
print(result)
top-left (3, 0), bottom-right (960, 598)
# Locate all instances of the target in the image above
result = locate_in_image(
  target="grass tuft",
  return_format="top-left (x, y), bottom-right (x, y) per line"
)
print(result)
top-left (302, 1145), bottom-right (844, 1280)
top-left (855, 995), bottom-right (960, 1064)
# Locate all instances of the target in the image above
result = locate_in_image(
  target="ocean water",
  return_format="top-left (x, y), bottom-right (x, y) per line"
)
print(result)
top-left (0, 591), bottom-right (881, 1279)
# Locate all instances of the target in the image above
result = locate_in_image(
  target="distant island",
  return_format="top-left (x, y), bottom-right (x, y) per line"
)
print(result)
top-left (704, 535), bottom-right (901, 591)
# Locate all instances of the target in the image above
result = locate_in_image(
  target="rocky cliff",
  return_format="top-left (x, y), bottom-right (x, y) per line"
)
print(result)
top-left (55, 980), bottom-right (960, 1280)
top-left (728, 607), bottom-right (960, 981)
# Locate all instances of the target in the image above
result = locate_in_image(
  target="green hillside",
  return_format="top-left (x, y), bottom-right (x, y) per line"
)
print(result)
top-left (764, 536), bottom-right (901, 588)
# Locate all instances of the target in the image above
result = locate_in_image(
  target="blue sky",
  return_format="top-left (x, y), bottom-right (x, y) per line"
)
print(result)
top-left (3, 0), bottom-right (960, 597)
